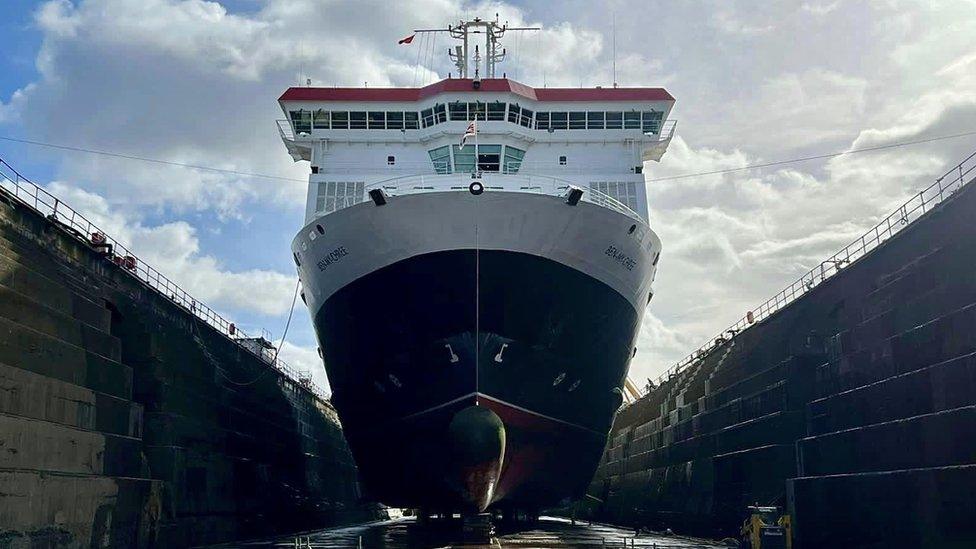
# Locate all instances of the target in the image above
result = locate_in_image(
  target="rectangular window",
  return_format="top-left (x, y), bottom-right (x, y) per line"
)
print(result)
top-left (587, 111), bottom-right (605, 129)
top-left (476, 144), bottom-right (502, 172)
top-left (487, 101), bottom-right (506, 121)
top-left (290, 110), bottom-right (311, 133)
top-left (589, 181), bottom-right (640, 212)
top-left (421, 107), bottom-right (434, 128)
top-left (434, 103), bottom-right (447, 123)
top-left (349, 112), bottom-right (367, 129)
top-left (642, 111), bottom-right (663, 133)
top-left (468, 102), bottom-right (486, 121)
top-left (508, 104), bottom-right (521, 124)
top-left (550, 112), bottom-right (569, 130)
top-left (331, 111), bottom-right (349, 129)
top-left (536, 112), bottom-right (550, 130)
top-left (519, 107), bottom-right (534, 128)
top-left (428, 146), bottom-right (452, 174)
top-left (606, 111), bottom-right (623, 129)
top-left (386, 111), bottom-right (404, 130)
top-left (367, 111), bottom-right (386, 129)
top-left (449, 102), bottom-right (467, 121)
top-left (404, 112), bottom-right (419, 129)
top-left (452, 144), bottom-right (476, 173)
top-left (569, 112), bottom-right (586, 130)
top-left (317, 181), bottom-right (366, 214)
top-left (624, 111), bottom-right (641, 129)
top-left (312, 109), bottom-right (330, 130)
top-left (503, 146), bottom-right (526, 174)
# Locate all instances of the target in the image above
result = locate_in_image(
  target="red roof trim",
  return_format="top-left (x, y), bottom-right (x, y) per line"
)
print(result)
top-left (279, 78), bottom-right (673, 103)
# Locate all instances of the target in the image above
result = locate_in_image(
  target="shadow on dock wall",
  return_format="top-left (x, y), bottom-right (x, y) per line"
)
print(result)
top-left (0, 191), bottom-right (376, 547)
top-left (587, 173), bottom-right (976, 548)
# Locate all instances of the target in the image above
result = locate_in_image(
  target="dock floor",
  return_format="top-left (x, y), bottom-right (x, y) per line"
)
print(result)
top-left (212, 516), bottom-right (728, 548)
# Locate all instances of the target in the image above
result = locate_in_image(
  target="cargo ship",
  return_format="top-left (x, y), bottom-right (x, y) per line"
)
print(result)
top-left (280, 17), bottom-right (675, 514)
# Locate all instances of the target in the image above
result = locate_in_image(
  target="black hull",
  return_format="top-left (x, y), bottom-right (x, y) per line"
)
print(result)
top-left (315, 249), bottom-right (639, 510)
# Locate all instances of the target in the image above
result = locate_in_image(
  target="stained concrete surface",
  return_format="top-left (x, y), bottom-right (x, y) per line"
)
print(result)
top-left (213, 516), bottom-right (728, 548)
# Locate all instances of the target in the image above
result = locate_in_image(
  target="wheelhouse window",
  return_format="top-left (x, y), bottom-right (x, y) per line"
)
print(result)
top-left (449, 101), bottom-right (467, 121)
top-left (468, 102), bottom-right (486, 121)
top-left (349, 111), bottom-right (367, 129)
top-left (404, 112), bottom-right (419, 129)
top-left (587, 111), bottom-right (605, 129)
top-left (290, 110), bottom-right (311, 133)
top-left (312, 109), bottom-right (330, 130)
top-left (569, 112), bottom-right (586, 130)
top-left (503, 146), bottom-right (526, 174)
top-left (386, 112), bottom-right (404, 130)
top-left (518, 107), bottom-right (534, 127)
top-left (421, 107), bottom-right (435, 127)
top-left (642, 111), bottom-right (663, 133)
top-left (624, 111), bottom-right (641, 129)
top-left (367, 111), bottom-right (386, 129)
top-left (428, 146), bottom-right (451, 174)
top-left (535, 112), bottom-right (550, 130)
top-left (606, 111), bottom-right (623, 129)
top-left (487, 101), bottom-right (506, 121)
top-left (331, 111), bottom-right (349, 129)
top-left (550, 112), bottom-right (569, 130)
top-left (434, 103), bottom-right (447, 123)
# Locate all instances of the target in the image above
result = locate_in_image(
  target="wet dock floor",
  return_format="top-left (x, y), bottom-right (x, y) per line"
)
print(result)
top-left (212, 516), bottom-right (728, 548)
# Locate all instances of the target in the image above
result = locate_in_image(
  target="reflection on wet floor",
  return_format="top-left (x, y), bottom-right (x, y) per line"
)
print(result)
top-left (213, 516), bottom-right (727, 548)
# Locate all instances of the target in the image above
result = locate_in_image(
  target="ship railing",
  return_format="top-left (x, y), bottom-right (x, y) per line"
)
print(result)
top-left (635, 148), bottom-right (976, 400)
top-left (277, 117), bottom-right (677, 137)
top-left (0, 156), bottom-right (331, 401)
top-left (365, 172), bottom-right (643, 221)
top-left (313, 160), bottom-right (644, 175)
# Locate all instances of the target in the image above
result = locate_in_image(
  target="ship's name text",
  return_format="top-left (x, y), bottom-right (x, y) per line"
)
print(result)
top-left (317, 247), bottom-right (349, 271)
top-left (605, 245), bottom-right (636, 271)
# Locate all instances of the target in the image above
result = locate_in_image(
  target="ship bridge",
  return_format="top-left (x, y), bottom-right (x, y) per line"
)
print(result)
top-left (277, 77), bottom-right (676, 224)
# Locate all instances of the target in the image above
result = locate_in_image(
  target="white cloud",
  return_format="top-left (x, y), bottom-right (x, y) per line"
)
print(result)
top-left (45, 181), bottom-right (296, 316)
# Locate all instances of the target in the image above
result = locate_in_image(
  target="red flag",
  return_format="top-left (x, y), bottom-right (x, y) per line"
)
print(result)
top-left (398, 34), bottom-right (415, 45)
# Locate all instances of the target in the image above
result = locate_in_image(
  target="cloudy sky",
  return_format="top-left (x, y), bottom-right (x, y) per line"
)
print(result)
top-left (1, 0), bottom-right (975, 393)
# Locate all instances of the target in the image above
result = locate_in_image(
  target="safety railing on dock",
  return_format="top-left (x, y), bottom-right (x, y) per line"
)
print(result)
top-left (639, 148), bottom-right (976, 395)
top-left (0, 157), bottom-right (329, 400)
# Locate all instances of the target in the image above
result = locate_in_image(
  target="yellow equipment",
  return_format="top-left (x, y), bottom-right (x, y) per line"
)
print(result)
top-left (740, 506), bottom-right (791, 549)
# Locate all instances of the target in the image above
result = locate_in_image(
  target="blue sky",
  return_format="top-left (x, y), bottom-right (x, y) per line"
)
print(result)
top-left (2, 0), bottom-right (976, 392)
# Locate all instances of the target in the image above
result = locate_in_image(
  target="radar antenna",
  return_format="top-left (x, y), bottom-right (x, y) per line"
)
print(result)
top-left (411, 14), bottom-right (539, 79)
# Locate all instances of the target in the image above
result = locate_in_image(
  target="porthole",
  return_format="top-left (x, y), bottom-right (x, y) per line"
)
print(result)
top-left (316, 224), bottom-right (325, 235)
top-left (628, 224), bottom-right (636, 234)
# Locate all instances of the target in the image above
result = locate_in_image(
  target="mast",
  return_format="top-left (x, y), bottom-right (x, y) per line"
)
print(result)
top-left (413, 15), bottom-right (539, 79)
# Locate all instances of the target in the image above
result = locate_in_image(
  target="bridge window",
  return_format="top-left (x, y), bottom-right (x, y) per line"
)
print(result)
top-left (349, 112), bottom-right (367, 129)
top-left (289, 110), bottom-right (311, 133)
top-left (449, 101), bottom-right (467, 121)
top-left (386, 112), bottom-right (404, 130)
top-left (503, 146), bottom-right (525, 174)
top-left (421, 107), bottom-right (435, 127)
top-left (606, 111), bottom-right (623, 129)
top-left (434, 103), bottom-right (447, 123)
top-left (587, 111), bottom-right (605, 129)
top-left (624, 111), bottom-right (641, 129)
top-left (312, 109), bottom-right (330, 130)
top-left (468, 102), bottom-right (486, 121)
top-left (367, 111), bottom-right (385, 129)
top-left (642, 111), bottom-right (663, 133)
top-left (404, 112), bottom-right (419, 129)
top-left (535, 112), bottom-right (550, 130)
top-left (428, 146), bottom-right (451, 174)
top-left (331, 111), bottom-right (349, 129)
top-left (487, 101), bottom-right (506, 121)
top-left (569, 112), bottom-right (586, 130)
top-left (452, 144), bottom-right (476, 173)
top-left (550, 112), bottom-right (569, 130)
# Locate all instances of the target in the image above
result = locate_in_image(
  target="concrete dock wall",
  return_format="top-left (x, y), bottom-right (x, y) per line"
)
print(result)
top-left (591, 169), bottom-right (976, 547)
top-left (0, 190), bottom-right (369, 547)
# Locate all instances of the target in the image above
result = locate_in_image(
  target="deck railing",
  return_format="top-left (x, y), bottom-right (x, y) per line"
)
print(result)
top-left (637, 148), bottom-right (976, 397)
top-left (365, 172), bottom-right (644, 221)
top-left (0, 157), bottom-right (329, 400)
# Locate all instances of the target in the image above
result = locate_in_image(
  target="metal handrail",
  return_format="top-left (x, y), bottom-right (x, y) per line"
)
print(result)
top-left (277, 117), bottom-right (678, 138)
top-left (0, 157), bottom-right (330, 400)
top-left (364, 172), bottom-right (643, 221)
top-left (636, 148), bottom-right (976, 398)
top-left (304, 160), bottom-right (646, 175)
